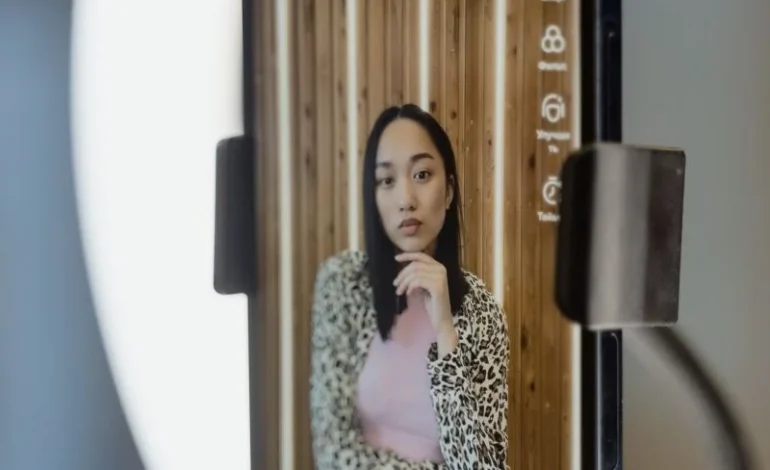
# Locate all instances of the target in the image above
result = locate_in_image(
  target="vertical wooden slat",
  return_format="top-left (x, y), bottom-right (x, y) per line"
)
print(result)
top-left (253, 0), bottom-right (280, 467)
top-left (387, 0), bottom-right (404, 105)
top-left (315, 0), bottom-right (334, 263)
top-left (402, 0), bottom-right (411, 102)
top-left (357, 0), bottom-right (369, 242)
top-left (443, 0), bottom-right (461, 153)
top-left (455, 0), bottom-right (467, 260)
top-left (367, 1), bottom-right (387, 125)
top-left (503, 0), bottom-right (524, 468)
top-left (537, 4), bottom-right (570, 468)
top-left (403, 0), bottom-right (419, 104)
top-left (332, 0), bottom-right (348, 251)
top-left (480, 0), bottom-right (496, 287)
top-left (428, 0), bottom-right (444, 118)
top-left (293, 0), bottom-right (316, 468)
top-left (559, 7), bottom-right (576, 463)
top-left (461, 0), bottom-right (483, 276)
top-left (539, 3), bottom-right (575, 470)
top-left (520, 0), bottom-right (544, 467)
top-left (539, 6), bottom-right (562, 470)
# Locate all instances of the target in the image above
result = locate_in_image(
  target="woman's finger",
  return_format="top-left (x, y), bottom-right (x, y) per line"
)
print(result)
top-left (394, 252), bottom-right (438, 265)
top-left (393, 259), bottom-right (432, 286)
top-left (393, 262), bottom-right (416, 287)
top-left (395, 269), bottom-right (441, 296)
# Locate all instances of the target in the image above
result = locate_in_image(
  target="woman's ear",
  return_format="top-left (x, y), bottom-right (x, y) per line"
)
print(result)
top-left (446, 175), bottom-right (455, 210)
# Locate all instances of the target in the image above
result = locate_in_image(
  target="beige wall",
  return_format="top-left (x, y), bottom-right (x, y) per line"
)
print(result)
top-left (623, 0), bottom-right (770, 468)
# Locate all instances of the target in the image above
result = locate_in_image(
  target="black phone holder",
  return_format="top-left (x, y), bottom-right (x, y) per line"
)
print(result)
top-left (555, 143), bottom-right (754, 470)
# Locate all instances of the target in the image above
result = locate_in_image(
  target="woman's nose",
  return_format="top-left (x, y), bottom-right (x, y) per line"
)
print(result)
top-left (397, 181), bottom-right (417, 211)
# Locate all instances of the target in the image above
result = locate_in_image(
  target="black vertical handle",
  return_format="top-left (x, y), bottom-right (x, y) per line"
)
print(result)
top-left (580, 0), bottom-right (624, 468)
top-left (213, 135), bottom-right (255, 295)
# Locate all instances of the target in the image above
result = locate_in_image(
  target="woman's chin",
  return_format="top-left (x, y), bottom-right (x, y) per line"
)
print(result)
top-left (393, 238), bottom-right (435, 255)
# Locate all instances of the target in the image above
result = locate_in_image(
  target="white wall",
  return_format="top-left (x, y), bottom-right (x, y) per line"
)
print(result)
top-left (70, 1), bottom-right (250, 469)
top-left (623, 0), bottom-right (770, 468)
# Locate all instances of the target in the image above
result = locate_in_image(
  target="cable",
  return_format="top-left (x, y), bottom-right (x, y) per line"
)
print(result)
top-left (626, 327), bottom-right (756, 470)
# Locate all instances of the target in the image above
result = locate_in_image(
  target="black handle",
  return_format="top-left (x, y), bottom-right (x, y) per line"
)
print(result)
top-left (214, 135), bottom-right (255, 295)
top-left (579, 0), bottom-right (624, 467)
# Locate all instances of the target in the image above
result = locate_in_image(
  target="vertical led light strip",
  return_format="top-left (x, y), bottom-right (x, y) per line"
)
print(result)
top-left (492, 0), bottom-right (507, 300)
top-left (569, 0), bottom-right (582, 467)
top-left (418, 0), bottom-right (430, 110)
top-left (275, 0), bottom-right (294, 468)
top-left (347, 0), bottom-right (360, 250)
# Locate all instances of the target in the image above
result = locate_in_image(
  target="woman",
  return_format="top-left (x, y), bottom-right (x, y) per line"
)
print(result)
top-left (310, 104), bottom-right (510, 470)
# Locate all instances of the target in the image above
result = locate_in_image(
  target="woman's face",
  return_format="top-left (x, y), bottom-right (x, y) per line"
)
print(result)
top-left (374, 118), bottom-right (453, 254)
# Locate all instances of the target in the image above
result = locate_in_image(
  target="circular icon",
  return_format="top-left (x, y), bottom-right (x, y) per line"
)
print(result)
top-left (542, 176), bottom-right (561, 206)
top-left (541, 93), bottom-right (566, 124)
top-left (541, 25), bottom-right (566, 54)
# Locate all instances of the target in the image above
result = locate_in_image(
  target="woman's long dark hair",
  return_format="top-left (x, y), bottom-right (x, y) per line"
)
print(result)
top-left (362, 104), bottom-right (468, 340)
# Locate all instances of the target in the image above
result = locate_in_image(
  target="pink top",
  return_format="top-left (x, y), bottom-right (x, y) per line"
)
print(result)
top-left (355, 293), bottom-right (444, 463)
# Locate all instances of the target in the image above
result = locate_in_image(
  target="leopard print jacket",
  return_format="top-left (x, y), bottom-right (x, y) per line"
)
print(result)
top-left (310, 250), bottom-right (510, 470)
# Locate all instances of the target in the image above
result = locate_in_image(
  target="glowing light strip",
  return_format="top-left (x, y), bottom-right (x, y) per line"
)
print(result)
top-left (570, 0), bottom-right (582, 466)
top-left (347, 0), bottom-right (360, 250)
top-left (418, 0), bottom-right (430, 110)
top-left (275, 0), bottom-right (295, 468)
top-left (492, 0), bottom-right (507, 301)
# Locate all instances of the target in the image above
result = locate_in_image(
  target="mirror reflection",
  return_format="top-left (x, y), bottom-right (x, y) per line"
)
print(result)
top-left (252, 1), bottom-right (577, 469)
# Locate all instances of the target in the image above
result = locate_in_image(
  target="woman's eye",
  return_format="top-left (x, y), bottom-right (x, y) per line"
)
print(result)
top-left (377, 177), bottom-right (394, 187)
top-left (415, 170), bottom-right (431, 181)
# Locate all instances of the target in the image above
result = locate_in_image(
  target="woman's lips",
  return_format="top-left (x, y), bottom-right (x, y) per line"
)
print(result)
top-left (399, 218), bottom-right (422, 236)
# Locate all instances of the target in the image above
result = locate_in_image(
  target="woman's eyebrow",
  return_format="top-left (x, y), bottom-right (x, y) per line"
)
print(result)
top-left (410, 152), bottom-right (434, 163)
top-left (375, 152), bottom-right (434, 168)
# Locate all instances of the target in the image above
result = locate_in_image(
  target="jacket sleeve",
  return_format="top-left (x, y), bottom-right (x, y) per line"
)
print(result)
top-left (309, 257), bottom-right (443, 470)
top-left (427, 288), bottom-right (511, 470)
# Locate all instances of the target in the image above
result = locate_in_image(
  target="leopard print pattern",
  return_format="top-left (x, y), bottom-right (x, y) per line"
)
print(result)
top-left (310, 250), bottom-right (510, 470)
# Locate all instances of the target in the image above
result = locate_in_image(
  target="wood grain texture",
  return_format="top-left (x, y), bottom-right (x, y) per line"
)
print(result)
top-left (315, 0), bottom-right (335, 262)
top-left (252, 0), bottom-right (280, 467)
top-left (332, 0), bottom-right (348, 250)
top-left (404, 0), bottom-right (420, 104)
top-left (356, 0), bottom-right (369, 243)
top-left (519, 0), bottom-right (544, 468)
top-left (251, 1), bottom-right (576, 468)
top-left (503, 0), bottom-right (524, 467)
top-left (293, 1), bottom-right (317, 468)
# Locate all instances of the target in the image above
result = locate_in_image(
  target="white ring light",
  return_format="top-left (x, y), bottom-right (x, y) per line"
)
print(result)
top-left (70, 1), bottom-right (250, 469)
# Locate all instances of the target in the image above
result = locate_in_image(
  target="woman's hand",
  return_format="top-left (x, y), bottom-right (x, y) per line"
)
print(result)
top-left (393, 252), bottom-right (458, 356)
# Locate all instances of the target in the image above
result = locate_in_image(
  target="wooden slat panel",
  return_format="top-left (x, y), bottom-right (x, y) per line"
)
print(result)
top-left (519, 0), bottom-right (544, 468)
top-left (403, 0), bottom-right (420, 104)
top-left (480, 0), bottom-right (495, 288)
top-left (366, 0), bottom-right (387, 126)
top-left (503, 0), bottom-right (524, 468)
top-left (332, 0), bottom-right (348, 251)
top-left (538, 9), bottom-right (561, 470)
top-left (428, 0), bottom-right (444, 118)
top-left (293, 0), bottom-right (317, 468)
top-left (461, 0), bottom-right (483, 276)
top-left (387, 0), bottom-right (404, 105)
top-left (315, 0), bottom-right (335, 262)
top-left (556, 3), bottom-right (576, 458)
top-left (253, 0), bottom-right (280, 467)
top-left (356, 0), bottom-right (369, 242)
top-left (538, 3), bottom-right (575, 470)
top-left (442, 0), bottom-right (463, 236)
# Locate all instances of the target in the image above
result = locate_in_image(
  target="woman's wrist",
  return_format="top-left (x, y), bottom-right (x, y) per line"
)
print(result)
top-left (436, 324), bottom-right (458, 359)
